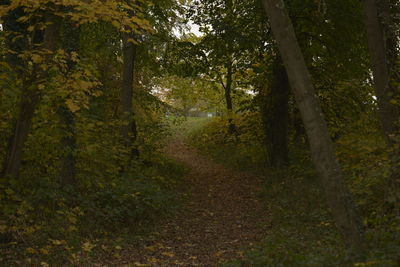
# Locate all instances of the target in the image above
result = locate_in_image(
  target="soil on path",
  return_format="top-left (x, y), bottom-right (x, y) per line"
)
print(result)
top-left (120, 136), bottom-right (270, 266)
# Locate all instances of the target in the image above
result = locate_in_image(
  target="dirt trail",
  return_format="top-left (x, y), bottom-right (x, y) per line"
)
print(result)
top-left (120, 136), bottom-right (270, 266)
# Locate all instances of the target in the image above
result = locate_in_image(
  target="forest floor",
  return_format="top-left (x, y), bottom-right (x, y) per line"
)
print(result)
top-left (112, 129), bottom-right (270, 266)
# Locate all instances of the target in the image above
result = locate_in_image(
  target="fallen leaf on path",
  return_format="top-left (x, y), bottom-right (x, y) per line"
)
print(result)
top-left (161, 251), bottom-right (175, 257)
top-left (145, 245), bottom-right (156, 251)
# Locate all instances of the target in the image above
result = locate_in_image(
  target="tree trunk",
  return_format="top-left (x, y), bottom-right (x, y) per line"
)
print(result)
top-left (58, 21), bottom-right (79, 187)
top-left (362, 0), bottom-right (398, 144)
top-left (380, 0), bottom-right (399, 88)
top-left (293, 107), bottom-right (306, 144)
top-left (224, 59), bottom-right (236, 135)
top-left (262, 56), bottom-right (290, 168)
top-left (121, 33), bottom-right (139, 159)
top-left (2, 14), bottom-right (58, 178)
top-left (262, 0), bottom-right (365, 251)
top-left (224, 0), bottom-right (237, 136)
top-left (2, 85), bottom-right (40, 178)
top-left (362, 0), bottom-right (400, 209)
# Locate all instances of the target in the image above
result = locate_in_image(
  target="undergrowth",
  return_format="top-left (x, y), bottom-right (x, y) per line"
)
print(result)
top-left (0, 157), bottom-right (185, 266)
top-left (189, 114), bottom-right (400, 266)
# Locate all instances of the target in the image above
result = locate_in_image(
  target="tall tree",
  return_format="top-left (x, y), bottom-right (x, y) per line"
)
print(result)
top-left (58, 19), bottom-right (80, 186)
top-left (362, 0), bottom-right (400, 209)
top-left (262, 56), bottom-right (290, 168)
top-left (362, 0), bottom-right (399, 145)
top-left (262, 0), bottom-right (365, 251)
top-left (189, 0), bottom-right (243, 134)
top-left (1, 9), bottom-right (59, 178)
top-left (120, 31), bottom-right (139, 160)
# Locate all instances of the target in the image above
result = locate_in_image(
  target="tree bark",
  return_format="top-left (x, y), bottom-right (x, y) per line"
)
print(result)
top-left (224, 0), bottom-right (237, 136)
top-left (121, 33), bottom-right (139, 159)
top-left (262, 0), bottom-right (365, 251)
top-left (2, 13), bottom-right (58, 178)
top-left (58, 21), bottom-right (80, 187)
top-left (224, 58), bottom-right (237, 135)
top-left (362, 0), bottom-right (398, 144)
top-left (262, 56), bottom-right (290, 168)
top-left (362, 0), bottom-right (400, 209)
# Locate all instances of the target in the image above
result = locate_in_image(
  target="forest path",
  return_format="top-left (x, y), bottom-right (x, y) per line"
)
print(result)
top-left (119, 133), bottom-right (270, 266)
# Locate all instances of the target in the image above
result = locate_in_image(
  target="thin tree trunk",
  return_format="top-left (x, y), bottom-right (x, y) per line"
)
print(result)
top-left (224, 0), bottom-right (237, 136)
top-left (263, 56), bottom-right (290, 168)
top-left (59, 21), bottom-right (79, 187)
top-left (58, 106), bottom-right (77, 186)
top-left (293, 107), bottom-right (306, 144)
top-left (362, 0), bottom-right (400, 209)
top-left (225, 59), bottom-right (236, 135)
top-left (121, 32), bottom-right (139, 159)
top-left (2, 84), bottom-right (40, 178)
top-left (262, 0), bottom-right (365, 251)
top-left (362, 0), bottom-right (398, 144)
top-left (380, 0), bottom-right (399, 87)
top-left (2, 14), bottom-right (58, 178)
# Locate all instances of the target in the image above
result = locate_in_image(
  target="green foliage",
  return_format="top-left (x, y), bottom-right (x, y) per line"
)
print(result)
top-left (190, 113), bottom-right (267, 170)
top-left (155, 75), bottom-right (224, 115)
top-left (0, 158), bottom-right (184, 265)
top-left (192, 114), bottom-right (399, 266)
top-left (1, 0), bottom-right (399, 265)
top-left (0, 0), bottom-right (185, 265)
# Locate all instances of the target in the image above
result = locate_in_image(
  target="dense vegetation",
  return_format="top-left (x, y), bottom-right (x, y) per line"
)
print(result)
top-left (1, 0), bottom-right (399, 265)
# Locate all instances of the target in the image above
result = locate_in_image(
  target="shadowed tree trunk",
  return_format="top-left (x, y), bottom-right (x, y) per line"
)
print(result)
top-left (224, 58), bottom-right (237, 135)
top-left (362, 0), bottom-right (399, 145)
top-left (362, 0), bottom-right (399, 209)
top-left (2, 12), bottom-right (59, 178)
top-left (262, 56), bottom-right (290, 168)
top-left (58, 20), bottom-right (80, 187)
top-left (121, 32), bottom-right (139, 160)
top-left (223, 0), bottom-right (237, 136)
top-left (262, 0), bottom-right (365, 251)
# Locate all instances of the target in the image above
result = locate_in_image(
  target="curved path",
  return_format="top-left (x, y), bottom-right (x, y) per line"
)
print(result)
top-left (119, 137), bottom-right (270, 266)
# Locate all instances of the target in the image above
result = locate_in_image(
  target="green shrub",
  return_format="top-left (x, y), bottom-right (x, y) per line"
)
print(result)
top-left (191, 114), bottom-right (399, 266)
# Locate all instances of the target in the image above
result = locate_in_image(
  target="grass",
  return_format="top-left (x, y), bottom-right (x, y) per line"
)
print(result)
top-left (167, 116), bottom-right (213, 137)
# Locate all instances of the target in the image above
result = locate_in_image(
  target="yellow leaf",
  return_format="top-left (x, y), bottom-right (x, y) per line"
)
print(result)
top-left (70, 52), bottom-right (79, 62)
top-left (145, 245), bottom-right (156, 251)
top-left (128, 38), bottom-right (138, 44)
top-left (31, 54), bottom-right (43, 64)
top-left (0, 224), bottom-right (7, 233)
top-left (113, 252), bottom-right (121, 258)
top-left (68, 226), bottom-right (77, 232)
top-left (39, 248), bottom-right (49, 255)
top-left (148, 258), bottom-right (158, 263)
top-left (26, 247), bottom-right (36, 254)
top-left (161, 252), bottom-right (175, 257)
top-left (215, 250), bottom-right (224, 257)
top-left (25, 226), bottom-right (35, 234)
top-left (111, 20), bottom-right (120, 28)
top-left (82, 241), bottom-right (95, 252)
top-left (51, 239), bottom-right (64, 245)
top-left (65, 99), bottom-right (80, 113)
top-left (134, 263), bottom-right (150, 267)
